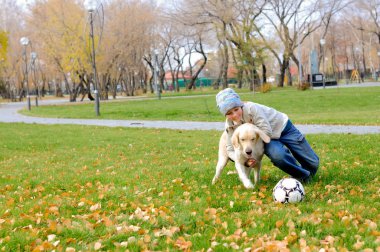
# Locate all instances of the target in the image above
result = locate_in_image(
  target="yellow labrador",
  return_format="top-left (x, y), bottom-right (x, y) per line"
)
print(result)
top-left (212, 123), bottom-right (270, 189)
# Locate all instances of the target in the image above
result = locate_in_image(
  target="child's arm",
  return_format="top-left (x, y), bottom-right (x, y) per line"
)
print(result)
top-left (248, 104), bottom-right (273, 137)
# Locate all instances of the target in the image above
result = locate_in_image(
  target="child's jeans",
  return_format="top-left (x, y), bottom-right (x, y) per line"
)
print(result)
top-left (264, 120), bottom-right (319, 181)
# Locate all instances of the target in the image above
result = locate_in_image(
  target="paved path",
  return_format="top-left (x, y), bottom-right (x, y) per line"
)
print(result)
top-left (1, 83), bottom-right (380, 134)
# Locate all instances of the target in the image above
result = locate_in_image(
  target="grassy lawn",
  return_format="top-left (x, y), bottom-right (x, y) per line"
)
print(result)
top-left (2, 86), bottom-right (379, 250)
top-left (21, 86), bottom-right (380, 125)
top-left (0, 123), bottom-right (379, 251)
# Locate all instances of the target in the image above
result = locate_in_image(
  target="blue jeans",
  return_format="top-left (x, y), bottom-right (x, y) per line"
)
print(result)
top-left (264, 120), bottom-right (319, 181)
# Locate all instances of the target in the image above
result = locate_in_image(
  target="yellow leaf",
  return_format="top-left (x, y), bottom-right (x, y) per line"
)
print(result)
top-left (143, 235), bottom-right (151, 243)
top-left (175, 237), bottom-right (192, 250)
top-left (258, 192), bottom-right (266, 198)
top-left (6, 198), bottom-right (15, 206)
top-left (287, 220), bottom-right (295, 231)
top-left (353, 241), bottom-right (363, 250)
top-left (276, 220), bottom-right (284, 228)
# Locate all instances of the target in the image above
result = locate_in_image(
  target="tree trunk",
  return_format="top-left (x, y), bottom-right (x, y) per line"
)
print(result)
top-left (278, 60), bottom-right (287, 87)
top-left (222, 41), bottom-right (229, 88)
top-left (262, 64), bottom-right (267, 83)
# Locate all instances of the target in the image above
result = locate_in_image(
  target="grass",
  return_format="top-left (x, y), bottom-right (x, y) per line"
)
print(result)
top-left (2, 86), bottom-right (379, 250)
top-left (20, 86), bottom-right (380, 125)
top-left (0, 123), bottom-right (379, 251)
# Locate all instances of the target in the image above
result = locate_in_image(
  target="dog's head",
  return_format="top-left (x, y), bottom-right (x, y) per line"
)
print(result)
top-left (231, 123), bottom-right (270, 160)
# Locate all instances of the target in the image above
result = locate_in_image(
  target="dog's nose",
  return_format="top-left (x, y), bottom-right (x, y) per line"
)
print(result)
top-left (246, 150), bottom-right (252, 156)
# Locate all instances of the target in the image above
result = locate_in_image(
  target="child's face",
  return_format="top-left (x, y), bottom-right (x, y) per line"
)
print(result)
top-left (226, 106), bottom-right (242, 123)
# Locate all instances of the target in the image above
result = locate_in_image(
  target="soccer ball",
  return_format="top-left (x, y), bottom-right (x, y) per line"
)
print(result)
top-left (273, 178), bottom-right (305, 203)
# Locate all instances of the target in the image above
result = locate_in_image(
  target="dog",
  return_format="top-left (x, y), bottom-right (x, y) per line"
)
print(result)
top-left (212, 123), bottom-right (270, 189)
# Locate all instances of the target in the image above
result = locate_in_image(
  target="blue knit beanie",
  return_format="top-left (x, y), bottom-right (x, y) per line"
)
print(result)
top-left (216, 88), bottom-right (244, 115)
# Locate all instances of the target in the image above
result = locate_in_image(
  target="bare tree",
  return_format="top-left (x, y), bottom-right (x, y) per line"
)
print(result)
top-left (184, 33), bottom-right (208, 90)
top-left (0, 1), bottom-right (29, 100)
top-left (345, 0), bottom-right (380, 75)
top-left (356, 0), bottom-right (380, 44)
top-left (168, 0), bottom-right (237, 89)
top-left (103, 0), bottom-right (157, 96)
top-left (226, 0), bottom-right (268, 90)
top-left (259, 0), bottom-right (350, 87)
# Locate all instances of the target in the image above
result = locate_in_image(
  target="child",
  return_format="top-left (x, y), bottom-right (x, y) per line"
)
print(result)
top-left (216, 88), bottom-right (319, 183)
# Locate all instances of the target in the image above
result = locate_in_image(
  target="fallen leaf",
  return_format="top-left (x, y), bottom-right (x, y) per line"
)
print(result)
top-left (90, 203), bottom-right (101, 211)
top-left (275, 220), bottom-right (284, 228)
top-left (94, 242), bottom-right (102, 250)
top-left (175, 237), bottom-right (192, 250)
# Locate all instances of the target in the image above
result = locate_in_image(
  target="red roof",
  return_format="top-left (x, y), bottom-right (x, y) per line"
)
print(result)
top-left (164, 71), bottom-right (192, 80)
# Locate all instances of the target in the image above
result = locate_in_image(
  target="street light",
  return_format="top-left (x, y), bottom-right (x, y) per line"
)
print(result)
top-left (153, 49), bottom-right (161, 100)
top-left (320, 38), bottom-right (326, 89)
top-left (85, 0), bottom-right (100, 116)
top-left (20, 37), bottom-right (31, 110)
top-left (377, 51), bottom-right (380, 81)
top-left (30, 52), bottom-right (39, 107)
top-left (298, 34), bottom-right (302, 85)
top-left (252, 51), bottom-right (256, 94)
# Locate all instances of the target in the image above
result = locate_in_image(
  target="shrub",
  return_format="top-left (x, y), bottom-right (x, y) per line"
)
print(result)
top-left (260, 83), bottom-right (272, 93)
top-left (298, 81), bottom-right (311, 91)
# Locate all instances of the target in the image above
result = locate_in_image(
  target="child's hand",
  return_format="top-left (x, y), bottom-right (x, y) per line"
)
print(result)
top-left (245, 158), bottom-right (257, 167)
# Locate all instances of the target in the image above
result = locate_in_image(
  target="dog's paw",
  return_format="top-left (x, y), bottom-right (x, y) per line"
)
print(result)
top-left (212, 177), bottom-right (218, 185)
top-left (243, 180), bottom-right (255, 189)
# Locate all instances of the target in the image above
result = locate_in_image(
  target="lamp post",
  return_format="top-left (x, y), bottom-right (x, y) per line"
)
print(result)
top-left (153, 49), bottom-right (161, 100)
top-left (30, 52), bottom-right (39, 107)
top-left (252, 50), bottom-right (256, 94)
top-left (377, 51), bottom-right (380, 81)
top-left (298, 34), bottom-right (302, 85)
top-left (320, 39), bottom-right (326, 89)
top-left (355, 47), bottom-right (361, 83)
top-left (85, 0), bottom-right (100, 116)
top-left (20, 37), bottom-right (31, 110)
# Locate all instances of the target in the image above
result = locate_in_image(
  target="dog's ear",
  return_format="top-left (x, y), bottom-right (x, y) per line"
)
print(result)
top-left (231, 129), bottom-right (240, 149)
top-left (257, 130), bottom-right (270, 143)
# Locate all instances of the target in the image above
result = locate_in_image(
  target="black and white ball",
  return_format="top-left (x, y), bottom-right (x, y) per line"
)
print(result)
top-left (273, 178), bottom-right (305, 203)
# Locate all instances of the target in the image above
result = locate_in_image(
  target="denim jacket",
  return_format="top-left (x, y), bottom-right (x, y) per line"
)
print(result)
top-left (225, 102), bottom-right (288, 161)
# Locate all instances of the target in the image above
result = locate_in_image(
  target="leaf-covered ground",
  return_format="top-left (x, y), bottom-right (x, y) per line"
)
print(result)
top-left (0, 123), bottom-right (379, 251)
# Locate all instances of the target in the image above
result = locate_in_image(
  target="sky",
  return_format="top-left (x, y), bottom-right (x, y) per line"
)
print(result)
top-left (15, 0), bottom-right (35, 10)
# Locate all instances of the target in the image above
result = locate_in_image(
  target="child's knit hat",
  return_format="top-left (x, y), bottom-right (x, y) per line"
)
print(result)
top-left (216, 88), bottom-right (243, 115)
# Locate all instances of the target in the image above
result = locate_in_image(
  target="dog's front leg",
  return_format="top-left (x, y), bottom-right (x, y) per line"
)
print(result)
top-left (252, 163), bottom-right (261, 186)
top-left (235, 162), bottom-right (254, 189)
top-left (244, 166), bottom-right (252, 178)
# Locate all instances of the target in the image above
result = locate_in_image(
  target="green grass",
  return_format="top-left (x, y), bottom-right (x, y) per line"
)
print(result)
top-left (0, 123), bottom-right (379, 251)
top-left (3, 86), bottom-right (379, 250)
top-left (21, 86), bottom-right (380, 125)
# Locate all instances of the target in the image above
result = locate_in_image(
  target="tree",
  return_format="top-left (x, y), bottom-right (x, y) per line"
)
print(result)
top-left (101, 0), bottom-right (157, 96)
top-left (258, 0), bottom-right (349, 87)
top-left (185, 32), bottom-right (208, 90)
top-left (28, 0), bottom-right (89, 101)
top-left (345, 0), bottom-right (380, 75)
top-left (226, 0), bottom-right (268, 90)
top-left (356, 0), bottom-right (380, 44)
top-left (169, 0), bottom-right (236, 89)
top-left (0, 0), bottom-right (26, 99)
